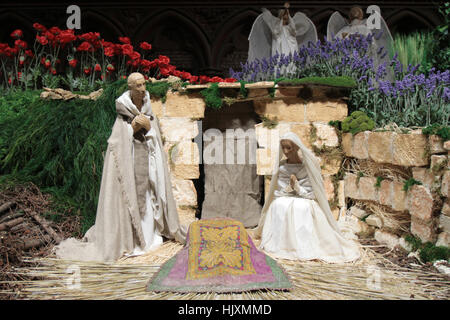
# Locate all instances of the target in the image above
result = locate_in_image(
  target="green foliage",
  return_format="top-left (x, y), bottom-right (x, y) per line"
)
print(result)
top-left (0, 80), bottom-right (127, 233)
top-left (200, 83), bottom-right (223, 109)
top-left (341, 111), bottom-right (375, 135)
top-left (356, 171), bottom-right (364, 185)
top-left (431, 2), bottom-right (450, 71)
top-left (277, 76), bottom-right (357, 88)
top-left (146, 82), bottom-right (170, 102)
top-left (419, 242), bottom-right (450, 263)
top-left (402, 178), bottom-right (422, 192)
top-left (261, 115), bottom-right (279, 129)
top-left (390, 32), bottom-right (435, 73)
top-left (328, 120), bottom-right (342, 131)
top-left (374, 176), bottom-right (385, 189)
top-left (405, 234), bottom-right (422, 252)
top-left (422, 124), bottom-right (450, 141)
top-left (239, 81), bottom-right (248, 98)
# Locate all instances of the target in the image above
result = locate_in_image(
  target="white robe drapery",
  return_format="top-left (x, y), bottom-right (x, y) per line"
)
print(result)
top-left (255, 133), bottom-right (361, 263)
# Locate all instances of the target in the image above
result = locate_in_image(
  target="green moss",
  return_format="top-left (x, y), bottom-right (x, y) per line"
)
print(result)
top-left (419, 242), bottom-right (450, 263)
top-left (374, 176), bottom-right (385, 189)
top-left (261, 115), bottom-right (279, 129)
top-left (239, 81), bottom-right (248, 98)
top-left (342, 111), bottom-right (375, 135)
top-left (356, 171), bottom-right (364, 185)
top-left (328, 120), bottom-right (342, 131)
top-left (277, 76), bottom-right (357, 88)
top-left (402, 178), bottom-right (423, 192)
top-left (422, 124), bottom-right (450, 141)
top-left (146, 82), bottom-right (170, 101)
top-left (200, 83), bottom-right (223, 109)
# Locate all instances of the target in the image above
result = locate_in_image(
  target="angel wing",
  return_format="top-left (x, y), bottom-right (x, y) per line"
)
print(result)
top-left (292, 12), bottom-right (318, 48)
top-left (248, 13), bottom-right (272, 63)
top-left (327, 11), bottom-right (348, 41)
top-left (371, 14), bottom-right (393, 64)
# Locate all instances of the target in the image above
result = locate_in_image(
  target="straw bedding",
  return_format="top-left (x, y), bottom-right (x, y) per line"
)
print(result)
top-left (1, 237), bottom-right (448, 300)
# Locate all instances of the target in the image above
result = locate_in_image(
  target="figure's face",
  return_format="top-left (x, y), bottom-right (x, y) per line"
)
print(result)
top-left (281, 139), bottom-right (299, 159)
top-left (130, 77), bottom-right (146, 101)
top-left (282, 11), bottom-right (289, 25)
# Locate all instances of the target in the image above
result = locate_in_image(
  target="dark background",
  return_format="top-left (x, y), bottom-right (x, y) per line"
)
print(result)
top-left (0, 0), bottom-right (444, 77)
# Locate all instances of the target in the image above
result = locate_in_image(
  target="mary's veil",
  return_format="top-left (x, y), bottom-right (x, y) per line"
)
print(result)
top-left (254, 132), bottom-right (341, 238)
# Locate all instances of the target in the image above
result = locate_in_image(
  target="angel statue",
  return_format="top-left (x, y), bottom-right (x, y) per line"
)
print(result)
top-left (327, 6), bottom-right (393, 70)
top-left (248, 2), bottom-right (317, 75)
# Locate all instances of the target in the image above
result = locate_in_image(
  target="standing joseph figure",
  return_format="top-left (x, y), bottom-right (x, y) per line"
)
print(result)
top-left (55, 73), bottom-right (186, 262)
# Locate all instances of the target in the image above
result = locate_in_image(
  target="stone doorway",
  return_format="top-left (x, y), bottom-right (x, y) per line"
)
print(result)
top-left (197, 101), bottom-right (264, 228)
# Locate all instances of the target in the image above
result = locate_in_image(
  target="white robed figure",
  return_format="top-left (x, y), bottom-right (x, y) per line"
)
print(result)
top-left (248, 2), bottom-right (317, 76)
top-left (54, 73), bottom-right (186, 262)
top-left (254, 132), bottom-right (360, 263)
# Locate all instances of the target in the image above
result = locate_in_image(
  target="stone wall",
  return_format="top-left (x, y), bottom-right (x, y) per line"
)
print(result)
top-left (150, 83), bottom-right (449, 249)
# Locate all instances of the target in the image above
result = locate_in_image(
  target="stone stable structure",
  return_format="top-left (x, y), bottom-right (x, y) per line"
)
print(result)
top-left (142, 82), bottom-right (449, 249)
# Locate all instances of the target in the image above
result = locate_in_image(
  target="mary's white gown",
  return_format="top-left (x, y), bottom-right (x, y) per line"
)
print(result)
top-left (260, 162), bottom-right (360, 262)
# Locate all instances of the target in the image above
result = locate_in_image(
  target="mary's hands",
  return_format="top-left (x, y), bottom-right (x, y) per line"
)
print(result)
top-left (289, 174), bottom-right (297, 189)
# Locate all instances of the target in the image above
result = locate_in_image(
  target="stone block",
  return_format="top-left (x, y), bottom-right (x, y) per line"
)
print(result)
top-left (168, 141), bottom-right (200, 179)
top-left (407, 185), bottom-right (434, 221)
top-left (312, 123), bottom-right (339, 148)
top-left (368, 131), bottom-right (393, 164)
top-left (323, 175), bottom-right (335, 202)
top-left (350, 206), bottom-right (370, 219)
top-left (358, 176), bottom-right (378, 201)
top-left (344, 173), bottom-right (359, 199)
top-left (392, 181), bottom-right (407, 212)
top-left (366, 215), bottom-right (383, 228)
top-left (439, 214), bottom-right (450, 233)
top-left (429, 135), bottom-right (445, 154)
top-left (255, 123), bottom-right (291, 149)
top-left (171, 177), bottom-right (197, 207)
top-left (256, 148), bottom-right (275, 175)
top-left (430, 155), bottom-right (447, 171)
top-left (378, 179), bottom-right (392, 206)
top-left (177, 206), bottom-right (197, 227)
top-left (442, 170), bottom-right (450, 197)
top-left (253, 99), bottom-right (306, 122)
top-left (159, 118), bottom-right (199, 142)
top-left (392, 133), bottom-right (429, 167)
top-left (442, 200), bottom-right (450, 217)
top-left (150, 99), bottom-right (164, 117)
top-left (305, 101), bottom-right (348, 122)
top-left (338, 180), bottom-right (345, 207)
top-left (436, 232), bottom-right (450, 247)
top-left (375, 230), bottom-right (400, 249)
top-left (341, 133), bottom-right (352, 157)
top-left (352, 131), bottom-right (369, 160)
top-left (165, 92), bottom-right (205, 118)
top-left (247, 88), bottom-right (268, 98)
top-left (290, 123), bottom-right (312, 149)
top-left (412, 167), bottom-right (436, 190)
top-left (444, 140), bottom-right (450, 151)
top-left (264, 176), bottom-right (272, 200)
top-left (411, 217), bottom-right (437, 243)
top-left (319, 155), bottom-right (342, 176)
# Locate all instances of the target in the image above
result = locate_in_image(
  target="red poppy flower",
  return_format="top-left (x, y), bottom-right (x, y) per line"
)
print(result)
top-left (139, 42), bottom-right (152, 51)
top-left (129, 51), bottom-right (141, 61)
top-left (19, 56), bottom-right (25, 65)
top-left (119, 37), bottom-right (131, 44)
top-left (80, 32), bottom-right (100, 43)
top-left (94, 64), bottom-right (101, 72)
top-left (189, 75), bottom-right (199, 84)
top-left (224, 78), bottom-right (237, 83)
top-left (199, 75), bottom-right (210, 84)
top-left (68, 59), bottom-right (78, 68)
top-left (49, 26), bottom-right (61, 35)
top-left (25, 49), bottom-right (33, 58)
top-left (57, 30), bottom-right (77, 46)
top-left (106, 64), bottom-right (115, 72)
top-left (33, 23), bottom-right (47, 33)
top-left (17, 72), bottom-right (22, 79)
top-left (84, 67), bottom-right (91, 75)
top-left (40, 57), bottom-right (46, 65)
top-left (210, 76), bottom-right (224, 83)
top-left (36, 35), bottom-right (49, 46)
top-left (144, 75), bottom-right (149, 80)
top-left (44, 59), bottom-right (51, 68)
top-left (158, 55), bottom-right (170, 66)
top-left (77, 41), bottom-right (93, 52)
top-left (104, 46), bottom-right (115, 57)
top-left (8, 78), bottom-right (12, 85)
top-left (51, 68), bottom-right (57, 75)
top-left (121, 44), bottom-right (134, 57)
top-left (14, 40), bottom-right (27, 50)
top-left (10, 29), bottom-right (23, 39)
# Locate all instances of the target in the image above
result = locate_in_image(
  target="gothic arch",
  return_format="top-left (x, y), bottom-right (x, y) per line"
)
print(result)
top-left (0, 11), bottom-right (36, 44)
top-left (79, 10), bottom-right (125, 41)
top-left (133, 9), bottom-right (211, 74)
top-left (385, 9), bottom-right (437, 34)
top-left (211, 9), bottom-right (259, 74)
